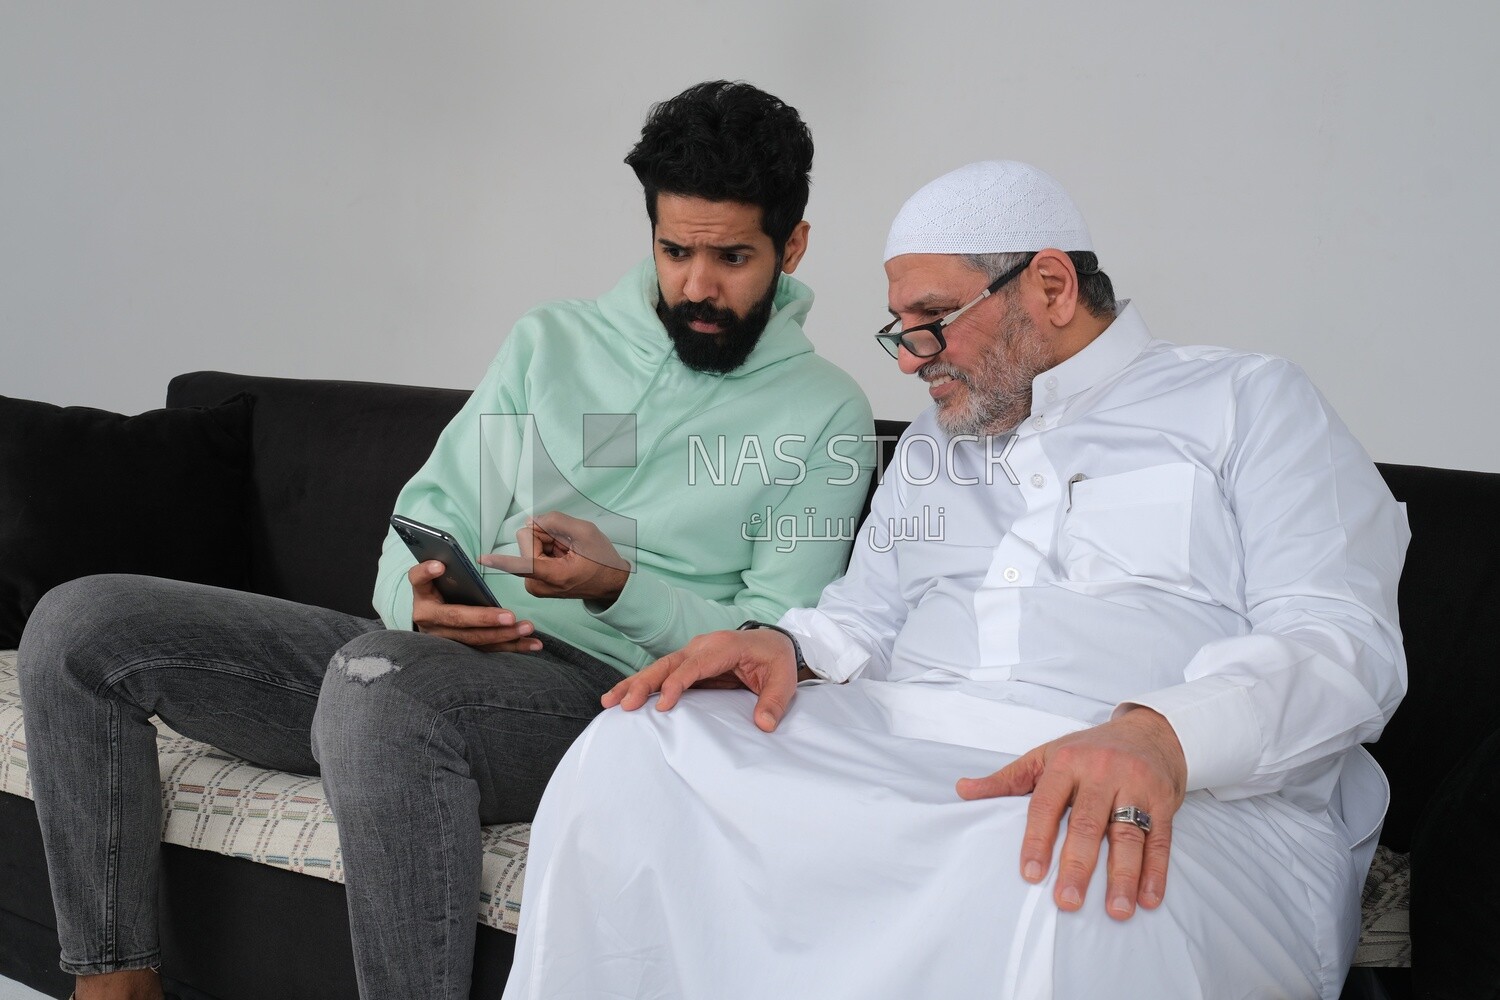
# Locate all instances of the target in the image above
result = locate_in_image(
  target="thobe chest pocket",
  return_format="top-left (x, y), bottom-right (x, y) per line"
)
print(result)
top-left (1057, 462), bottom-right (1197, 589)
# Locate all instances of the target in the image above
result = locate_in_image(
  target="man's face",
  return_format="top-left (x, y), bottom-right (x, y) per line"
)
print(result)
top-left (885, 253), bottom-right (1054, 436)
top-left (653, 193), bottom-right (805, 374)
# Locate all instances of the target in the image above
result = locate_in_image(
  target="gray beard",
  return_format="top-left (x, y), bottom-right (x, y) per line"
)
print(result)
top-left (926, 297), bottom-right (1053, 437)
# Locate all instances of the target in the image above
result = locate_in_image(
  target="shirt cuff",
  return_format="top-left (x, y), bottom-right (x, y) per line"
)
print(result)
top-left (776, 607), bottom-right (870, 683)
top-left (1116, 675), bottom-right (1262, 793)
top-left (584, 570), bottom-right (674, 644)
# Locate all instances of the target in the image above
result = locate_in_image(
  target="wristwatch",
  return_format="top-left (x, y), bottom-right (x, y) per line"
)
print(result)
top-left (737, 620), bottom-right (809, 675)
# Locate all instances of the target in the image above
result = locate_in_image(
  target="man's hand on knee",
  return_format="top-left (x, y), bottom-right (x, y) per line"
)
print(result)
top-left (407, 561), bottom-right (542, 652)
top-left (602, 629), bottom-right (800, 733)
top-left (955, 707), bottom-right (1186, 920)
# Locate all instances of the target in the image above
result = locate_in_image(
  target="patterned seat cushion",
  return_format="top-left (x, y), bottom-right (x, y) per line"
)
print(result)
top-left (1355, 845), bottom-right (1411, 966)
top-left (0, 648), bottom-right (1411, 962)
top-left (0, 649), bottom-right (528, 934)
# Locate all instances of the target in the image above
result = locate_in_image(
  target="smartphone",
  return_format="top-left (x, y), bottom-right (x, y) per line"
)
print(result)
top-left (390, 514), bottom-right (502, 607)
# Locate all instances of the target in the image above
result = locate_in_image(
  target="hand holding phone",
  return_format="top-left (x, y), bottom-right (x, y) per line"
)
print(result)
top-left (391, 514), bottom-right (501, 607)
top-left (391, 515), bottom-right (543, 653)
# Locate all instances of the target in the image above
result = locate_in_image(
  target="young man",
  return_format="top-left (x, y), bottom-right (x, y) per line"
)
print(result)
top-left (503, 161), bottom-right (1408, 999)
top-left (19, 81), bottom-right (873, 1000)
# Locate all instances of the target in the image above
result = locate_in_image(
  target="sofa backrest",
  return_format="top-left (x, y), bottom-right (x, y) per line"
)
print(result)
top-left (167, 371), bottom-right (467, 618)
top-left (1366, 462), bottom-right (1500, 851)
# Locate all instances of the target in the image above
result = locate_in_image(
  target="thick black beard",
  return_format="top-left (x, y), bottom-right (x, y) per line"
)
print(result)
top-left (658, 279), bottom-right (778, 374)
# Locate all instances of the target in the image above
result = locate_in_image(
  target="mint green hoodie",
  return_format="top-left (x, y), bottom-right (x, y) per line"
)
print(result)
top-left (374, 258), bottom-right (875, 674)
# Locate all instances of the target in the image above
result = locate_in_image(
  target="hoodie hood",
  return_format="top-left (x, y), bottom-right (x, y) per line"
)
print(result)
top-left (596, 257), bottom-right (817, 377)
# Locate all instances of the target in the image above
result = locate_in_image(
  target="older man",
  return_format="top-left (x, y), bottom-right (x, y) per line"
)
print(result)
top-left (501, 161), bottom-right (1409, 999)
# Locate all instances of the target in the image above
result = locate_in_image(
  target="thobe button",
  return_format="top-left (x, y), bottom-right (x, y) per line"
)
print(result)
top-left (1003, 567), bottom-right (1021, 583)
top-left (1030, 474), bottom-right (1045, 488)
top-left (1044, 375), bottom-right (1059, 389)
top-left (1045, 391), bottom-right (1058, 403)
top-left (1032, 415), bottom-right (1046, 430)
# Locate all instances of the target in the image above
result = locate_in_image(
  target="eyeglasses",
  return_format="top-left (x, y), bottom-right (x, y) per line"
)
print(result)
top-left (875, 253), bottom-right (1036, 359)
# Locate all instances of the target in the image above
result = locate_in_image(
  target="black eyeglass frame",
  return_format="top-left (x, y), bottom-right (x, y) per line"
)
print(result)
top-left (875, 252), bottom-right (1037, 359)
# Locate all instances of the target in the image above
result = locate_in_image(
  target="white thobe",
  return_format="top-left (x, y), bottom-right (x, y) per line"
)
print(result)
top-left (503, 304), bottom-right (1410, 1000)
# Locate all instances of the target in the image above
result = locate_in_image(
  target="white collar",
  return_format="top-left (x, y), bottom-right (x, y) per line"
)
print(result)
top-left (1028, 300), bottom-right (1152, 415)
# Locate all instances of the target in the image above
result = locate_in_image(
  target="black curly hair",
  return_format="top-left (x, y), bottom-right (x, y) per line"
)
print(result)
top-left (625, 81), bottom-right (814, 255)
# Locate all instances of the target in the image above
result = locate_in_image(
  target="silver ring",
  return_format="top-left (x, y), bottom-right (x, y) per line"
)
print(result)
top-left (1110, 805), bottom-right (1152, 834)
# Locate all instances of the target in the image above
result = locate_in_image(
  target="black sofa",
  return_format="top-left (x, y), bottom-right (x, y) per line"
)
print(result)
top-left (3, 370), bottom-right (1496, 999)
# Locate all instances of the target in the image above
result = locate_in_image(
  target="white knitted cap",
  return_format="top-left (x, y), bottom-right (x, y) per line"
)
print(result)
top-left (883, 160), bottom-right (1093, 262)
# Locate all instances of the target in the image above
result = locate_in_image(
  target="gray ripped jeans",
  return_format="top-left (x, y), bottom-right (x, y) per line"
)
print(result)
top-left (17, 574), bottom-right (622, 997)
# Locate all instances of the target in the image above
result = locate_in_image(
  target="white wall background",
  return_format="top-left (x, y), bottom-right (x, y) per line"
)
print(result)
top-left (2, 1), bottom-right (1496, 472)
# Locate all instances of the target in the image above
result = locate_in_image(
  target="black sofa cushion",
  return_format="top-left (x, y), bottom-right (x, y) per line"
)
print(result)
top-left (165, 372), bottom-right (469, 619)
top-left (1369, 463), bottom-right (1500, 853)
top-left (0, 392), bottom-right (254, 648)
top-left (1411, 724), bottom-right (1500, 999)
